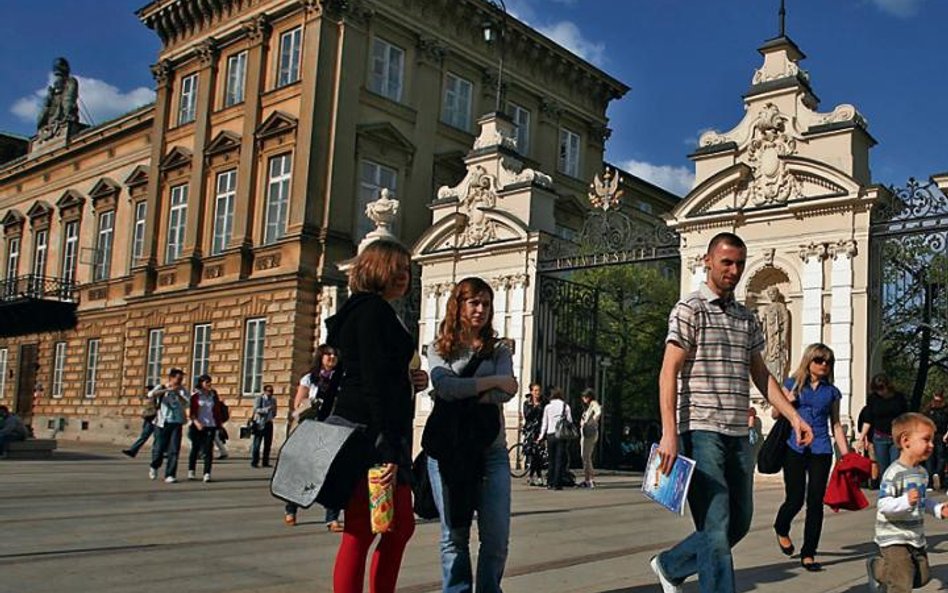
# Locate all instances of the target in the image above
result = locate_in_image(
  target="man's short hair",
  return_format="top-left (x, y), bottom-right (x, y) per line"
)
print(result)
top-left (168, 368), bottom-right (185, 379)
top-left (707, 232), bottom-right (746, 254)
top-left (892, 412), bottom-right (936, 448)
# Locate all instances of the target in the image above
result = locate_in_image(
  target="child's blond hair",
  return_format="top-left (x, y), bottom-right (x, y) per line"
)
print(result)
top-left (892, 412), bottom-right (936, 449)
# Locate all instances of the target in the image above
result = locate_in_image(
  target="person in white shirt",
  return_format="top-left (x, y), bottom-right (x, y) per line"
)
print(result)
top-left (579, 388), bottom-right (602, 488)
top-left (538, 388), bottom-right (572, 490)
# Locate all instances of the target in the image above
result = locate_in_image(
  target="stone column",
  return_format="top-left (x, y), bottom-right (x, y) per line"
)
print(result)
top-left (829, 239), bottom-right (857, 424)
top-left (507, 273), bottom-right (529, 415)
top-left (688, 253), bottom-right (706, 292)
top-left (231, 14), bottom-right (271, 254)
top-left (183, 39), bottom-right (219, 281)
top-left (798, 242), bottom-right (827, 348)
top-left (491, 275), bottom-right (510, 337)
top-left (134, 59), bottom-right (174, 294)
top-left (315, 284), bottom-right (338, 346)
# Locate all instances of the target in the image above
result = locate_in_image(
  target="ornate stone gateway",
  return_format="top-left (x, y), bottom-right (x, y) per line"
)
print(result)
top-left (869, 176), bottom-right (948, 409)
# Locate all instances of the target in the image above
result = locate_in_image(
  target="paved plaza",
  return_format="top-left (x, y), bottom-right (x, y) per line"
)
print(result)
top-left (2, 442), bottom-right (948, 593)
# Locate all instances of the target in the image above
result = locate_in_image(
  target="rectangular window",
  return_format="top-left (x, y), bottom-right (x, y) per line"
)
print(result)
top-left (276, 27), bottom-right (302, 87)
top-left (263, 154), bottom-right (292, 245)
top-left (51, 341), bottom-right (66, 398)
top-left (0, 348), bottom-right (7, 398)
top-left (368, 38), bottom-right (404, 102)
top-left (145, 329), bottom-right (164, 388)
top-left (131, 201), bottom-right (147, 265)
top-left (84, 338), bottom-right (100, 398)
top-left (211, 170), bottom-right (237, 255)
top-left (93, 211), bottom-right (114, 282)
top-left (224, 51), bottom-right (247, 107)
top-left (558, 127), bottom-right (581, 178)
top-left (242, 318), bottom-right (266, 395)
top-left (166, 185), bottom-right (189, 263)
top-left (192, 323), bottom-right (211, 379)
top-left (178, 73), bottom-right (198, 125)
top-left (62, 221), bottom-right (78, 285)
top-left (442, 73), bottom-right (473, 131)
top-left (508, 102), bottom-right (531, 155)
top-left (33, 230), bottom-right (49, 292)
top-left (5, 237), bottom-right (19, 279)
top-left (358, 160), bottom-right (397, 240)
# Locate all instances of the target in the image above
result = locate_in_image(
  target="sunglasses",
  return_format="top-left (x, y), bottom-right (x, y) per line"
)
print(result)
top-left (812, 357), bottom-right (834, 366)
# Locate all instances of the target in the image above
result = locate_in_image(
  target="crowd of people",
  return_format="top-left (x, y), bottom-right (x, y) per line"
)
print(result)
top-left (98, 232), bottom-right (948, 593)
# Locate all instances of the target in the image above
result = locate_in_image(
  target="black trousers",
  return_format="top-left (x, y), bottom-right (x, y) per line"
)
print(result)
top-left (251, 422), bottom-right (273, 465)
top-left (188, 426), bottom-right (217, 475)
top-left (774, 448), bottom-right (832, 558)
top-left (546, 436), bottom-right (568, 489)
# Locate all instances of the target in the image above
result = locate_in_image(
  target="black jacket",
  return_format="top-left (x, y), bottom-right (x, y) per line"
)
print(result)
top-left (326, 292), bottom-right (415, 472)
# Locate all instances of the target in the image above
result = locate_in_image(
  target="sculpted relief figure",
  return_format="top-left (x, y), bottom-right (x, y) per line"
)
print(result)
top-left (760, 286), bottom-right (790, 381)
top-left (37, 57), bottom-right (80, 139)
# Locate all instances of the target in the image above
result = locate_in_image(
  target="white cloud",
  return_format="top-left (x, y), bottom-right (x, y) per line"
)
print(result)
top-left (619, 159), bottom-right (695, 197)
top-left (10, 74), bottom-right (155, 128)
top-left (536, 20), bottom-right (606, 66)
top-left (870, 0), bottom-right (923, 17)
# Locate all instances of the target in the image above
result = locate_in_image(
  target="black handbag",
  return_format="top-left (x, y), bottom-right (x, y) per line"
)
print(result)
top-left (554, 402), bottom-right (579, 441)
top-left (756, 415), bottom-right (792, 474)
top-left (411, 451), bottom-right (440, 520)
top-left (421, 349), bottom-right (491, 461)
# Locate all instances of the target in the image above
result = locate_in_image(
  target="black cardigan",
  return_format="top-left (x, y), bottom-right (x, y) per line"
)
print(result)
top-left (326, 292), bottom-right (415, 470)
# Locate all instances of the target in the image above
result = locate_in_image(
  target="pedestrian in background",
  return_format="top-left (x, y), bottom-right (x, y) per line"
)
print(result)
top-left (188, 374), bottom-right (225, 483)
top-left (859, 374), bottom-right (908, 479)
top-left (122, 384), bottom-right (158, 458)
top-left (148, 369), bottom-right (190, 484)
top-left (251, 384), bottom-right (277, 468)
top-left (773, 343), bottom-right (849, 572)
top-left (522, 383), bottom-right (545, 486)
top-left (539, 388), bottom-right (571, 491)
top-left (922, 390), bottom-right (948, 490)
top-left (579, 387), bottom-right (602, 488)
top-left (285, 345), bottom-right (343, 529)
top-left (0, 405), bottom-right (27, 457)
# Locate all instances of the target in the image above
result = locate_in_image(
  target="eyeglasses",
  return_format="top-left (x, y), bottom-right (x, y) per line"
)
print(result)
top-left (812, 357), bottom-right (834, 366)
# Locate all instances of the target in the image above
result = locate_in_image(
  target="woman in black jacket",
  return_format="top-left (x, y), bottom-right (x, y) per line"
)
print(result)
top-left (327, 240), bottom-right (428, 593)
top-left (857, 374), bottom-right (908, 478)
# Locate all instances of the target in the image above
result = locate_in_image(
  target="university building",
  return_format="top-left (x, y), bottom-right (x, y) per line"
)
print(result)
top-left (0, 0), bottom-right (673, 443)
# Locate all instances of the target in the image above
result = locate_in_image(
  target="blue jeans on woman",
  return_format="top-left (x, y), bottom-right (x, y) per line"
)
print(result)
top-left (428, 444), bottom-right (511, 593)
top-left (150, 423), bottom-right (183, 479)
top-left (657, 430), bottom-right (754, 593)
top-left (874, 434), bottom-right (899, 479)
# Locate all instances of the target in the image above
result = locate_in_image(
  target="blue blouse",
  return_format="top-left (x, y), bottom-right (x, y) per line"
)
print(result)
top-left (785, 377), bottom-right (841, 455)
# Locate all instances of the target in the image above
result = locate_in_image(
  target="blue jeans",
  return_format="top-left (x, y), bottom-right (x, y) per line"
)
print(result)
top-left (658, 431), bottom-right (754, 593)
top-left (874, 435), bottom-right (899, 479)
top-left (150, 423), bottom-right (183, 478)
top-left (428, 445), bottom-right (511, 593)
top-left (927, 439), bottom-right (946, 486)
top-left (127, 419), bottom-right (155, 456)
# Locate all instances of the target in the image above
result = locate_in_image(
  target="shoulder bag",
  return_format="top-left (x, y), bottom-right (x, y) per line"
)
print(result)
top-left (554, 402), bottom-right (579, 441)
top-left (756, 383), bottom-right (799, 474)
top-left (420, 347), bottom-right (490, 461)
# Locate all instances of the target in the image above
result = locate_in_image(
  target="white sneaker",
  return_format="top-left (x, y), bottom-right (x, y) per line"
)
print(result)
top-left (187, 470), bottom-right (196, 480)
top-left (649, 555), bottom-right (682, 593)
top-left (148, 468), bottom-right (157, 480)
top-left (164, 476), bottom-right (177, 483)
top-left (203, 473), bottom-right (211, 483)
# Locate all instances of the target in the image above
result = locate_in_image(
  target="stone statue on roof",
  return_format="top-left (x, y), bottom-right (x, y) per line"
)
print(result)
top-left (36, 57), bottom-right (80, 140)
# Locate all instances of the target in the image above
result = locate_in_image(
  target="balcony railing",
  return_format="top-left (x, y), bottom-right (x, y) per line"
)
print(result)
top-left (0, 275), bottom-right (78, 303)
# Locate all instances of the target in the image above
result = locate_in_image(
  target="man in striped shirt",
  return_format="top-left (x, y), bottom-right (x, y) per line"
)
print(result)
top-left (649, 232), bottom-right (814, 593)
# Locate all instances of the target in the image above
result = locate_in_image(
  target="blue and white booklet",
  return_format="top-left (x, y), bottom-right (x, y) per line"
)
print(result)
top-left (641, 442), bottom-right (696, 516)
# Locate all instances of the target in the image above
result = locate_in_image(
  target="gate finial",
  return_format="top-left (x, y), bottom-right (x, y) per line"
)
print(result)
top-left (779, 0), bottom-right (787, 37)
top-left (588, 168), bottom-right (623, 212)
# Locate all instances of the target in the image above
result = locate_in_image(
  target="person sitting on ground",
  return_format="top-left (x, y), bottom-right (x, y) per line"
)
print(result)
top-left (867, 412), bottom-right (948, 593)
top-left (0, 406), bottom-right (28, 456)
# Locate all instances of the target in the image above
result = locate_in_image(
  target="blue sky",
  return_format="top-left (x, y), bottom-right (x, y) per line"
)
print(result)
top-left (1, 0), bottom-right (945, 195)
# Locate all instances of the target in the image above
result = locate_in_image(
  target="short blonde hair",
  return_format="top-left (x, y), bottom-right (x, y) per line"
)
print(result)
top-left (892, 412), bottom-right (936, 449)
top-left (347, 240), bottom-right (412, 294)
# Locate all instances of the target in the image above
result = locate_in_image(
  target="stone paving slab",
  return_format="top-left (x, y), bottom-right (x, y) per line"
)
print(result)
top-left (2, 442), bottom-right (948, 592)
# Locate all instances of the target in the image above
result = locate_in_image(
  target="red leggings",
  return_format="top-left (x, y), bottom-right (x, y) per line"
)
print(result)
top-left (333, 480), bottom-right (415, 593)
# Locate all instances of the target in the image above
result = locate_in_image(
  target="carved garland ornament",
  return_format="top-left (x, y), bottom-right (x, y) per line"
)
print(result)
top-left (737, 103), bottom-right (801, 208)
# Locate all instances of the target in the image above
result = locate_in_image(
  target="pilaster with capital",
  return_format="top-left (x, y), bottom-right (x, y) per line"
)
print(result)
top-left (688, 253), bottom-right (706, 292)
top-left (828, 239), bottom-right (857, 423)
top-left (491, 276), bottom-right (511, 336)
top-left (506, 273), bottom-right (530, 415)
top-left (798, 242), bottom-right (827, 347)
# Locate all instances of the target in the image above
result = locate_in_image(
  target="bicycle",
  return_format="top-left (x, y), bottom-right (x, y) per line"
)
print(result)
top-left (508, 436), bottom-right (547, 479)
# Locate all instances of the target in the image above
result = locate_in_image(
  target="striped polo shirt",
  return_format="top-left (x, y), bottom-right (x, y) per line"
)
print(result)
top-left (666, 283), bottom-right (765, 436)
top-left (875, 460), bottom-right (943, 548)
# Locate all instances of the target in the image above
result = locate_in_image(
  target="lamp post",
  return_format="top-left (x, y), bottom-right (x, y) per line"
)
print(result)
top-left (481, 0), bottom-right (508, 114)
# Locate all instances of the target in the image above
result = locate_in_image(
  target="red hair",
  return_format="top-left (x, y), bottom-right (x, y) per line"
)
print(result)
top-left (434, 277), bottom-right (496, 359)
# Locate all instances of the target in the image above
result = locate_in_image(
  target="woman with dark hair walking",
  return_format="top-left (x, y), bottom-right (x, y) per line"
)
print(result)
top-left (858, 373), bottom-right (908, 478)
top-left (284, 344), bottom-right (343, 530)
top-left (425, 277), bottom-right (518, 593)
top-left (326, 240), bottom-right (429, 593)
top-left (523, 382), bottom-right (545, 486)
top-left (540, 388), bottom-right (572, 490)
top-left (187, 374), bottom-right (225, 483)
top-left (773, 343), bottom-right (849, 571)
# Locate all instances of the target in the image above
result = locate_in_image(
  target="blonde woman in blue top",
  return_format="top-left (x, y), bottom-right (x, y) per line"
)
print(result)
top-left (773, 343), bottom-right (850, 571)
